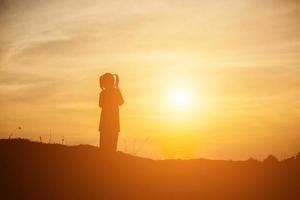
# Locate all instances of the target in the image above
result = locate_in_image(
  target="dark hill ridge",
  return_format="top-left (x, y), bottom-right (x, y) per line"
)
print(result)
top-left (0, 139), bottom-right (299, 200)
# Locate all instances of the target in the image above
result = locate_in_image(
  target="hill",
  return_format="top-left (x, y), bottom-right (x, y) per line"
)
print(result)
top-left (0, 139), bottom-right (299, 200)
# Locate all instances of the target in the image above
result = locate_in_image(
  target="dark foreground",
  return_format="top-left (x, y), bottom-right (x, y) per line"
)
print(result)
top-left (0, 139), bottom-right (299, 200)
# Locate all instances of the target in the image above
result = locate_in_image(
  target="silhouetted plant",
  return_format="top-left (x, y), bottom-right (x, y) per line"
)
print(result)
top-left (48, 129), bottom-right (52, 144)
top-left (282, 156), bottom-right (295, 163)
top-left (8, 126), bottom-right (22, 139)
top-left (122, 138), bottom-right (128, 153)
top-left (125, 138), bottom-right (149, 156)
top-left (247, 157), bottom-right (259, 163)
top-left (296, 152), bottom-right (300, 161)
top-left (263, 155), bottom-right (278, 164)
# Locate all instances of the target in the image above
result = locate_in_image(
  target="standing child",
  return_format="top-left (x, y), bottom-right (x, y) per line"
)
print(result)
top-left (99, 73), bottom-right (124, 153)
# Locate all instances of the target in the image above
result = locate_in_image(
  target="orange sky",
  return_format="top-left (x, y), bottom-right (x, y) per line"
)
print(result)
top-left (1, 0), bottom-right (300, 159)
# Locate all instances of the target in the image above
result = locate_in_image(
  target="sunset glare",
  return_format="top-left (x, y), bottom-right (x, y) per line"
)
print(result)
top-left (172, 89), bottom-right (192, 108)
top-left (1, 0), bottom-right (300, 160)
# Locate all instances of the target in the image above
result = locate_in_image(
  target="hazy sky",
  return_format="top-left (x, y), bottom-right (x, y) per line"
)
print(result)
top-left (1, 0), bottom-right (300, 159)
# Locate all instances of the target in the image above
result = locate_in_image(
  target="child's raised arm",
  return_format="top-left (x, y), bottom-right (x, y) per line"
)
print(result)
top-left (117, 89), bottom-right (124, 106)
top-left (99, 92), bottom-right (103, 107)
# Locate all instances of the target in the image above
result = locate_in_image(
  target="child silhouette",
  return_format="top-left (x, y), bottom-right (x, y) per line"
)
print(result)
top-left (99, 73), bottom-right (124, 153)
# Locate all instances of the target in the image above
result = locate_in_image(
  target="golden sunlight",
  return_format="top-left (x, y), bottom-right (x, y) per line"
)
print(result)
top-left (171, 88), bottom-right (193, 108)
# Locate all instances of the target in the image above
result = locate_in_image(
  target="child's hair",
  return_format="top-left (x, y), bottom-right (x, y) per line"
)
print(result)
top-left (100, 73), bottom-right (119, 90)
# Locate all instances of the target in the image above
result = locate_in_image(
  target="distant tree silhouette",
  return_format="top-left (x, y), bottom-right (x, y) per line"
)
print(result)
top-left (296, 152), bottom-right (300, 161)
top-left (263, 155), bottom-right (278, 164)
top-left (247, 157), bottom-right (259, 163)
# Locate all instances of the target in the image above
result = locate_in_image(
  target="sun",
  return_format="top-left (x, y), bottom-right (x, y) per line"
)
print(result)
top-left (172, 89), bottom-right (192, 107)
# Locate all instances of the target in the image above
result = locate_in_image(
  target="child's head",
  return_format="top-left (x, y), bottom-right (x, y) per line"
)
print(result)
top-left (100, 73), bottom-right (115, 90)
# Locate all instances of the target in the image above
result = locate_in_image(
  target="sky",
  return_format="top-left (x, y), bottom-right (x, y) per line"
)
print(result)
top-left (0, 0), bottom-right (300, 159)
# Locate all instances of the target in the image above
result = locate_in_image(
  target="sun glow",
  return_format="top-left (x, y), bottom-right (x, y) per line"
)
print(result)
top-left (172, 89), bottom-right (192, 108)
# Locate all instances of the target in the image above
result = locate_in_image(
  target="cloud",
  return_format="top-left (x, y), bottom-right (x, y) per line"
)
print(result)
top-left (0, 69), bottom-right (64, 105)
top-left (1, 0), bottom-right (300, 68)
top-left (206, 66), bottom-right (300, 97)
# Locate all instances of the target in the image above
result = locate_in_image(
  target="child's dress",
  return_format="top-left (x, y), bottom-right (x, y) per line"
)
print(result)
top-left (99, 87), bottom-right (124, 152)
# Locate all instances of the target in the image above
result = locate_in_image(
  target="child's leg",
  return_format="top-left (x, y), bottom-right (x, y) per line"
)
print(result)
top-left (111, 132), bottom-right (119, 152)
top-left (100, 131), bottom-right (118, 153)
top-left (100, 131), bottom-right (109, 152)
top-left (99, 132), bottom-right (101, 148)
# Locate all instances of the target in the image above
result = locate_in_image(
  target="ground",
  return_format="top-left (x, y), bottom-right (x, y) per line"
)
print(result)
top-left (0, 139), bottom-right (299, 200)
